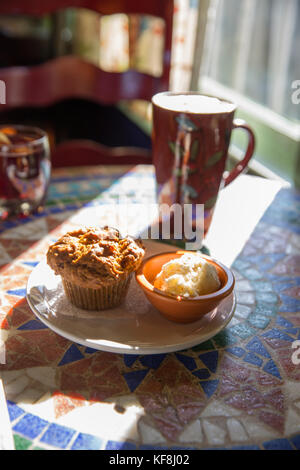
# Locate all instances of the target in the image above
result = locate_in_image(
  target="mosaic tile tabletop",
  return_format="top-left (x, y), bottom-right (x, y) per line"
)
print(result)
top-left (0, 164), bottom-right (300, 451)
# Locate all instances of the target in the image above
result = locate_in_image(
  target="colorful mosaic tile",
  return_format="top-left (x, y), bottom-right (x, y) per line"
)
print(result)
top-left (0, 166), bottom-right (300, 450)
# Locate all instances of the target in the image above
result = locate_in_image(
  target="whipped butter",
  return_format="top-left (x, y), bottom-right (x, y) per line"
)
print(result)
top-left (153, 253), bottom-right (221, 298)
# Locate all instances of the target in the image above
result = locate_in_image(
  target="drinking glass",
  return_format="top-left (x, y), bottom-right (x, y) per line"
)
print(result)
top-left (0, 125), bottom-right (51, 220)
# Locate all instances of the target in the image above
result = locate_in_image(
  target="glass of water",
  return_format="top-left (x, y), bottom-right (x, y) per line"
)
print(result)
top-left (0, 125), bottom-right (51, 220)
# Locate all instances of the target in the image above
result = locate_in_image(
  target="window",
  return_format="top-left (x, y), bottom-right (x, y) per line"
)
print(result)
top-left (196, 0), bottom-right (300, 187)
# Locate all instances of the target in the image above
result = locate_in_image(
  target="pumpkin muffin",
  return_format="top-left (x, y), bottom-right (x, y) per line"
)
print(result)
top-left (46, 226), bottom-right (145, 310)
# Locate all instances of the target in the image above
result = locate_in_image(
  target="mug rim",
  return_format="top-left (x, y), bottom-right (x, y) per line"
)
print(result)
top-left (151, 91), bottom-right (237, 115)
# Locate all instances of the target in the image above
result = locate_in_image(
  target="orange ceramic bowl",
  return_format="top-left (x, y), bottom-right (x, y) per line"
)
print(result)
top-left (135, 251), bottom-right (235, 323)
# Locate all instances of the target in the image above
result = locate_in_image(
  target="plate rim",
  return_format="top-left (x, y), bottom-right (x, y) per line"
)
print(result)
top-left (26, 257), bottom-right (236, 355)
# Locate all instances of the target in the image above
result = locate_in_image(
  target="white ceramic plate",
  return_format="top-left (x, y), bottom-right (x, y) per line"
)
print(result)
top-left (26, 240), bottom-right (236, 355)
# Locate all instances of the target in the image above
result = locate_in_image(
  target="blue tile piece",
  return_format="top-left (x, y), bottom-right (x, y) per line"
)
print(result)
top-left (255, 292), bottom-right (278, 304)
top-left (13, 413), bottom-right (48, 439)
top-left (263, 254), bottom-right (286, 271)
top-left (199, 379), bottom-right (219, 398)
top-left (6, 288), bottom-right (26, 297)
top-left (247, 313), bottom-right (271, 329)
top-left (229, 323), bottom-right (256, 339)
top-left (198, 351), bottom-right (219, 373)
top-left (58, 344), bottom-right (85, 366)
top-left (1, 220), bottom-right (17, 229)
top-left (84, 346), bottom-right (98, 354)
top-left (276, 316), bottom-right (295, 328)
top-left (175, 353), bottom-right (197, 371)
top-left (243, 352), bottom-right (263, 367)
top-left (193, 368), bottom-right (211, 380)
top-left (279, 294), bottom-right (300, 313)
top-left (263, 359), bottom-right (282, 379)
top-left (40, 423), bottom-right (76, 448)
top-left (48, 206), bottom-right (66, 214)
top-left (241, 254), bottom-right (265, 264)
top-left (244, 254), bottom-right (285, 272)
top-left (272, 278), bottom-right (300, 293)
top-left (123, 354), bottom-right (140, 367)
top-left (250, 281), bottom-right (273, 292)
top-left (51, 172), bottom-right (124, 184)
top-left (242, 268), bottom-right (263, 281)
top-left (230, 445), bottom-right (260, 450)
top-left (106, 440), bottom-right (137, 450)
top-left (18, 319), bottom-right (48, 330)
top-left (263, 214), bottom-right (300, 235)
top-left (22, 261), bottom-right (39, 268)
top-left (283, 327), bottom-right (298, 336)
top-left (123, 369), bottom-right (148, 392)
top-left (226, 347), bottom-right (246, 358)
top-left (255, 302), bottom-right (277, 315)
top-left (290, 434), bottom-right (300, 450)
top-left (7, 401), bottom-right (26, 422)
top-left (140, 354), bottom-right (166, 369)
top-left (71, 433), bottom-right (103, 450)
top-left (10, 216), bottom-right (32, 225)
top-left (262, 328), bottom-right (294, 342)
top-left (63, 204), bottom-right (80, 211)
top-left (33, 210), bottom-right (48, 218)
top-left (232, 259), bottom-right (250, 271)
top-left (245, 336), bottom-right (271, 359)
top-left (263, 438), bottom-right (294, 450)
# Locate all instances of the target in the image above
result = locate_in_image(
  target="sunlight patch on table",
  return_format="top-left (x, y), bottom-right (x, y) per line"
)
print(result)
top-left (205, 175), bottom-right (288, 266)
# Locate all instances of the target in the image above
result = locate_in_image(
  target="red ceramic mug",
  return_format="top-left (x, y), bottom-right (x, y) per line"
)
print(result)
top-left (151, 92), bottom-right (255, 238)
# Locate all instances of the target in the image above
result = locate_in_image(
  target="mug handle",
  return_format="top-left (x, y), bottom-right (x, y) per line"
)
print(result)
top-left (224, 119), bottom-right (255, 187)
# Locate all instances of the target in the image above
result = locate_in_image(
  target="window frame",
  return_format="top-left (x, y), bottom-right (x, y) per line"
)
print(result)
top-left (193, 0), bottom-right (300, 188)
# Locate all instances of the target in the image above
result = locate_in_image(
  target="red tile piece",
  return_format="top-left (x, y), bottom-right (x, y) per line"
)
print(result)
top-left (6, 299), bottom-right (36, 328)
top-left (218, 374), bottom-right (240, 397)
top-left (0, 239), bottom-right (34, 260)
top-left (282, 286), bottom-right (300, 298)
top-left (154, 356), bottom-right (182, 388)
top-left (53, 391), bottom-right (86, 419)
top-left (136, 356), bottom-right (206, 441)
top-left (253, 370), bottom-right (282, 387)
top-left (259, 410), bottom-right (285, 434)
top-left (58, 354), bottom-right (128, 403)
top-left (224, 385), bottom-right (266, 412)
top-left (263, 337), bottom-right (293, 350)
top-left (151, 408), bottom-right (184, 442)
top-left (275, 349), bottom-right (300, 380)
top-left (0, 326), bottom-right (70, 371)
top-left (0, 263), bottom-right (31, 277)
top-left (135, 373), bottom-right (165, 396)
top-left (271, 255), bottom-right (300, 276)
top-left (220, 355), bottom-right (252, 383)
top-left (287, 315), bottom-right (300, 327)
top-left (2, 275), bottom-right (29, 291)
top-left (263, 388), bottom-right (285, 413)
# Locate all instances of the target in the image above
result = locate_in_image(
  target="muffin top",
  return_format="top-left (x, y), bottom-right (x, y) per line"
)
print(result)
top-left (46, 226), bottom-right (145, 288)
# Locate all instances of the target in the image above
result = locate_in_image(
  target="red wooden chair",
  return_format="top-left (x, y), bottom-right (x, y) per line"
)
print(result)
top-left (0, 0), bottom-right (174, 167)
